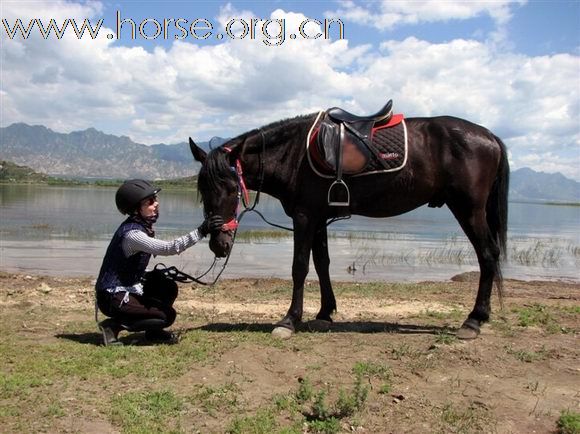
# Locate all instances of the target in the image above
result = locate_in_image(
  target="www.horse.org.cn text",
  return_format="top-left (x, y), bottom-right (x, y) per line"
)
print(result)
top-left (2, 12), bottom-right (346, 46)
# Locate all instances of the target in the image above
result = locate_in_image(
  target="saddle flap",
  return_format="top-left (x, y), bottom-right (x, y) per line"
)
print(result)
top-left (317, 117), bottom-right (371, 175)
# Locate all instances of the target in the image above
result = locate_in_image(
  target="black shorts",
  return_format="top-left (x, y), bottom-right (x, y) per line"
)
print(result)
top-left (96, 270), bottom-right (179, 328)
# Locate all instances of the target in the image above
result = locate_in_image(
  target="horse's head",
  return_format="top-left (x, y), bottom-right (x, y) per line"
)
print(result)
top-left (190, 137), bottom-right (240, 257)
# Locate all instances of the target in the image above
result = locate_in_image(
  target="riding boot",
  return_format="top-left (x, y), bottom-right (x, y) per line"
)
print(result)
top-left (98, 318), bottom-right (123, 346)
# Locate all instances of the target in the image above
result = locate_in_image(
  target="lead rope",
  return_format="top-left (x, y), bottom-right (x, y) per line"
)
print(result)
top-left (96, 126), bottom-right (355, 324)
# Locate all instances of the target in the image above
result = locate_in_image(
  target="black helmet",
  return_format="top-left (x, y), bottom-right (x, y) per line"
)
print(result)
top-left (115, 179), bottom-right (161, 214)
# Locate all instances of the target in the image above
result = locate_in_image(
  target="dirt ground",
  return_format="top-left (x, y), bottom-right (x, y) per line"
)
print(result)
top-left (0, 271), bottom-right (578, 433)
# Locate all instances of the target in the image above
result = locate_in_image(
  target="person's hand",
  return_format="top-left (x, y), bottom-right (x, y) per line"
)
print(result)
top-left (198, 215), bottom-right (224, 237)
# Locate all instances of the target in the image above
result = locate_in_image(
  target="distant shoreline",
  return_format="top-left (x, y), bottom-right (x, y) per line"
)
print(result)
top-left (0, 160), bottom-right (197, 190)
top-left (4, 182), bottom-right (577, 205)
top-left (1, 160), bottom-right (578, 204)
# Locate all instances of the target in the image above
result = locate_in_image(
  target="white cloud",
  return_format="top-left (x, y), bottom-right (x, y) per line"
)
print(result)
top-left (1, 0), bottom-right (579, 180)
top-left (327, 0), bottom-right (527, 30)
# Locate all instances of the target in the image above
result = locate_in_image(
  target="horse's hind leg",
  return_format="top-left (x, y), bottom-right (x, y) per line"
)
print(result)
top-left (312, 225), bottom-right (337, 322)
top-left (448, 203), bottom-right (501, 339)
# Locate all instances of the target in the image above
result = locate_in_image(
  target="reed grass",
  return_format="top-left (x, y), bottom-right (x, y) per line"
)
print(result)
top-left (509, 240), bottom-right (564, 267)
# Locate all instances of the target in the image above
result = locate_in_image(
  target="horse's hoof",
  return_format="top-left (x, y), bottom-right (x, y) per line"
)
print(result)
top-left (307, 319), bottom-right (332, 332)
top-left (272, 327), bottom-right (293, 339)
top-left (456, 319), bottom-right (480, 340)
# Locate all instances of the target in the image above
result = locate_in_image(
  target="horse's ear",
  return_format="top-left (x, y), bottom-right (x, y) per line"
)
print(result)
top-left (189, 137), bottom-right (207, 163)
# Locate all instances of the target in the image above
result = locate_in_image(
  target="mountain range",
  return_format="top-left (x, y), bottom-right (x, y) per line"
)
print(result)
top-left (0, 123), bottom-right (206, 179)
top-left (1, 123), bottom-right (579, 203)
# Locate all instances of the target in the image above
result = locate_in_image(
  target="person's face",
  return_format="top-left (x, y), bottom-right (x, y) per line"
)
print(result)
top-left (139, 195), bottom-right (159, 218)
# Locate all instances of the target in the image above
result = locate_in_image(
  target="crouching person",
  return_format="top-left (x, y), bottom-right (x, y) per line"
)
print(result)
top-left (95, 179), bottom-right (222, 346)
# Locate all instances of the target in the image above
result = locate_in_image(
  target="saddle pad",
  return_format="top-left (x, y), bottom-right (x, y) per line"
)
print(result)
top-left (362, 116), bottom-right (407, 176)
top-left (306, 112), bottom-right (408, 178)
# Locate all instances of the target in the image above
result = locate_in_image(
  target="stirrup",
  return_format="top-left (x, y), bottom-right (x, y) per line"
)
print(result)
top-left (328, 179), bottom-right (350, 207)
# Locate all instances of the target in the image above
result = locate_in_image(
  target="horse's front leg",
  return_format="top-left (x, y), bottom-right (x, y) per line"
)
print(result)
top-left (312, 224), bottom-right (336, 322)
top-left (273, 210), bottom-right (315, 338)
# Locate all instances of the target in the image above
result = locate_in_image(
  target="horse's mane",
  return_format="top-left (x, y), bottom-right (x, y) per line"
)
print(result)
top-left (228, 112), bottom-right (316, 145)
top-left (199, 113), bottom-right (317, 195)
top-left (199, 147), bottom-right (235, 195)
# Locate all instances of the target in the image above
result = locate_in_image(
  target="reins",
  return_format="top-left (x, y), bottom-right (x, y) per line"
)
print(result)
top-left (227, 129), bottom-right (350, 231)
top-left (171, 127), bottom-right (350, 286)
top-left (155, 131), bottom-right (271, 287)
top-left (232, 130), bottom-right (296, 232)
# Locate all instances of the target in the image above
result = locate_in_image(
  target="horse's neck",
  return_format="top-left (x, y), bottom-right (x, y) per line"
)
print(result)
top-left (242, 121), bottom-right (308, 196)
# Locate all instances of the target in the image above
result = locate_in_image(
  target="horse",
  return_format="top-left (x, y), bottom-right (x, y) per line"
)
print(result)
top-left (189, 106), bottom-right (509, 340)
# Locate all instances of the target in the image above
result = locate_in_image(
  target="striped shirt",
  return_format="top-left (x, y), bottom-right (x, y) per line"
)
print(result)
top-left (122, 229), bottom-right (203, 257)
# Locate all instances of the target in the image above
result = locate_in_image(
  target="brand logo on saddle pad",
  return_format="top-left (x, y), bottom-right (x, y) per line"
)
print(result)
top-left (380, 152), bottom-right (399, 160)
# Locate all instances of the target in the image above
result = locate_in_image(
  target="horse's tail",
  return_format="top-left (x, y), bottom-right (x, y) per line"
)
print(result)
top-left (487, 135), bottom-right (510, 303)
top-left (488, 136), bottom-right (509, 258)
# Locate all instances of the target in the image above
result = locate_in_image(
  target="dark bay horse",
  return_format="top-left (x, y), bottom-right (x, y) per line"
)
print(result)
top-left (189, 109), bottom-right (509, 339)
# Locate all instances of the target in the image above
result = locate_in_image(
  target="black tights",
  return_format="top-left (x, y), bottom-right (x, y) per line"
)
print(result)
top-left (97, 271), bottom-right (178, 329)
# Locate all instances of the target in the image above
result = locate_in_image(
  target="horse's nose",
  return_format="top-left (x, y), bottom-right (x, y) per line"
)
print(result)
top-left (211, 238), bottom-right (232, 258)
top-left (221, 240), bottom-right (233, 255)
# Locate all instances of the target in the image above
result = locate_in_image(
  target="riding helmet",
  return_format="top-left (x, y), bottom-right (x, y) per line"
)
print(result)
top-left (115, 179), bottom-right (161, 214)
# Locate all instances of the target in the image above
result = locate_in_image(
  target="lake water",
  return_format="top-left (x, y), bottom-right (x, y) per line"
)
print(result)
top-left (1, 184), bottom-right (578, 282)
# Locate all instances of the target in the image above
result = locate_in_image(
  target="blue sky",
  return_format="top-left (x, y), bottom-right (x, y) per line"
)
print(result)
top-left (97, 1), bottom-right (579, 54)
top-left (2, 0), bottom-right (579, 179)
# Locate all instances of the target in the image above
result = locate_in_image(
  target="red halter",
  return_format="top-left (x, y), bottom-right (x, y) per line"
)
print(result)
top-left (220, 147), bottom-right (250, 232)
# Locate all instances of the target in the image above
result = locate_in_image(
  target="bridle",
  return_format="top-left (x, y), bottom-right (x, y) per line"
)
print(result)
top-left (215, 129), bottom-right (292, 233)
top-left (164, 130), bottom-right (272, 286)
top-left (160, 126), bottom-right (347, 286)
top-left (217, 154), bottom-right (249, 234)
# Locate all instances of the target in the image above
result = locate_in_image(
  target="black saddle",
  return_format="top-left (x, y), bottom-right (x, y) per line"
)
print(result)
top-left (316, 100), bottom-right (394, 206)
top-left (328, 100), bottom-right (393, 124)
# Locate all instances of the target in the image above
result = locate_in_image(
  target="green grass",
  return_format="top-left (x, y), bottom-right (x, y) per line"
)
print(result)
top-left (3, 310), bottom-right (403, 433)
top-left (298, 373), bottom-right (368, 433)
top-left (2, 280), bottom-right (577, 433)
top-left (295, 377), bottom-right (314, 403)
top-left (333, 281), bottom-right (451, 298)
top-left (389, 342), bottom-right (414, 359)
top-left (231, 362), bottom-right (383, 434)
top-left (352, 360), bottom-right (392, 381)
top-left (505, 345), bottom-right (549, 363)
top-left (191, 382), bottom-right (241, 416)
top-left (227, 408), bottom-right (281, 434)
top-left (490, 315), bottom-right (516, 337)
top-left (422, 308), bottom-right (465, 322)
top-left (111, 390), bottom-right (183, 433)
top-left (491, 303), bottom-right (579, 337)
top-left (0, 324), bottom-right (292, 432)
top-left (557, 410), bottom-right (580, 434)
top-left (513, 304), bottom-right (563, 334)
top-left (435, 331), bottom-right (457, 345)
top-left (0, 325), bottom-right (283, 403)
top-left (440, 402), bottom-right (493, 433)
